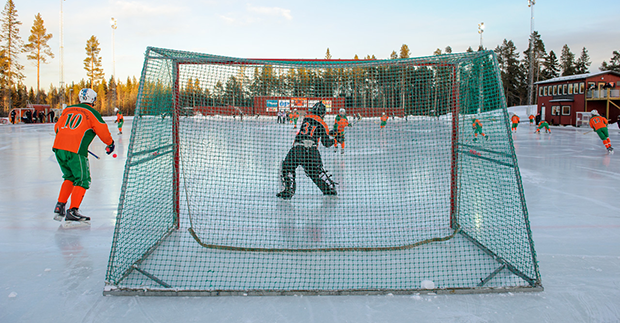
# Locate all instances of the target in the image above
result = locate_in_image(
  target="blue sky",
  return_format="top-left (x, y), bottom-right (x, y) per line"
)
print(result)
top-left (16, 0), bottom-right (620, 90)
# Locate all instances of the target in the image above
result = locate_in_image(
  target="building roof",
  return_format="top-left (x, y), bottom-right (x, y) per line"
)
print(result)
top-left (534, 70), bottom-right (620, 85)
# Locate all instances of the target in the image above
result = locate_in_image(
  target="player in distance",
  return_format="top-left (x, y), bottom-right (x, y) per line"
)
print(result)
top-left (332, 108), bottom-right (349, 154)
top-left (290, 109), bottom-right (299, 128)
top-left (52, 88), bottom-right (115, 224)
top-left (535, 120), bottom-right (551, 133)
top-left (380, 112), bottom-right (388, 128)
top-left (277, 102), bottom-right (337, 199)
top-left (510, 113), bottom-right (520, 132)
top-left (114, 107), bottom-right (124, 134)
top-left (589, 110), bottom-right (614, 154)
top-left (472, 118), bottom-right (489, 141)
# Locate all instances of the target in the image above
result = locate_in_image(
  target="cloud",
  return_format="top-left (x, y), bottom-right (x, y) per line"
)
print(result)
top-left (246, 5), bottom-right (292, 21)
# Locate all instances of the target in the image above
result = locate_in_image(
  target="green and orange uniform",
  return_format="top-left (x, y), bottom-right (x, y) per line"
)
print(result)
top-left (115, 110), bottom-right (124, 134)
top-left (472, 118), bottom-right (488, 141)
top-left (511, 114), bottom-right (520, 132)
top-left (290, 111), bottom-right (299, 128)
top-left (529, 114), bottom-right (535, 125)
top-left (589, 115), bottom-right (613, 151)
top-left (536, 120), bottom-right (550, 133)
top-left (333, 114), bottom-right (349, 149)
top-left (53, 103), bottom-right (114, 211)
top-left (380, 113), bottom-right (389, 128)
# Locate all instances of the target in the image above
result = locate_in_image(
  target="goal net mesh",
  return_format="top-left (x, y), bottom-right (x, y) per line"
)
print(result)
top-left (104, 47), bottom-right (541, 295)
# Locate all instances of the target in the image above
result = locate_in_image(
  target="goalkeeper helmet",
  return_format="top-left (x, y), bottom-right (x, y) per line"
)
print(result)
top-left (78, 88), bottom-right (97, 105)
top-left (590, 109), bottom-right (599, 116)
top-left (114, 107), bottom-right (119, 112)
top-left (311, 102), bottom-right (326, 117)
top-left (339, 108), bottom-right (346, 115)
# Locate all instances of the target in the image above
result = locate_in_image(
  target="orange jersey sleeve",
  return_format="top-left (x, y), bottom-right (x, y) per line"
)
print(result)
top-left (53, 104), bottom-right (114, 156)
top-left (589, 116), bottom-right (608, 130)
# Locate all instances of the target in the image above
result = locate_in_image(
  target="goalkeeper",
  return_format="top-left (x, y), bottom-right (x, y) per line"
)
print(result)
top-left (332, 108), bottom-right (349, 154)
top-left (277, 102), bottom-right (337, 199)
top-left (52, 88), bottom-right (115, 223)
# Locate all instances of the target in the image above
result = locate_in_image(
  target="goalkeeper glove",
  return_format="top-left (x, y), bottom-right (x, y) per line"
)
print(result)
top-left (105, 141), bottom-right (115, 155)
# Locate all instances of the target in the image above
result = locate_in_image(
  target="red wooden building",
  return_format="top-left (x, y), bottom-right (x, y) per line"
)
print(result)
top-left (535, 71), bottom-right (620, 126)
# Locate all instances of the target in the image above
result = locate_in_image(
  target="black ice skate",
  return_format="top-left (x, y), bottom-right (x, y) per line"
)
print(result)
top-left (53, 202), bottom-right (66, 221)
top-left (276, 189), bottom-right (294, 200)
top-left (65, 208), bottom-right (91, 222)
top-left (608, 147), bottom-right (614, 154)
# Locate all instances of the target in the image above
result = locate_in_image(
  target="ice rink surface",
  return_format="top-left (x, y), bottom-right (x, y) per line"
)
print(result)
top-left (1, 116), bottom-right (619, 322)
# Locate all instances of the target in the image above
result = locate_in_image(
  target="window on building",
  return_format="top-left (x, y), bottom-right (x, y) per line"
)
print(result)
top-left (553, 85), bottom-right (557, 95)
top-left (539, 86), bottom-right (543, 97)
top-left (563, 84), bottom-right (567, 95)
top-left (551, 105), bottom-right (560, 115)
top-left (580, 82), bottom-right (585, 93)
top-left (568, 83), bottom-right (573, 94)
top-left (562, 106), bottom-right (571, 115)
top-left (544, 86), bottom-right (548, 96)
top-left (573, 83), bottom-right (579, 95)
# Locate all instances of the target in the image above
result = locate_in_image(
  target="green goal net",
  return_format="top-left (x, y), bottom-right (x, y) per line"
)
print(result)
top-left (104, 47), bottom-right (542, 295)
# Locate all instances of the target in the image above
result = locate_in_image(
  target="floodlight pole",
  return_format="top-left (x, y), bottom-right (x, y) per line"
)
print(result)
top-left (527, 0), bottom-right (536, 106)
top-left (478, 22), bottom-right (485, 50)
top-left (111, 17), bottom-right (118, 113)
top-left (59, 0), bottom-right (65, 108)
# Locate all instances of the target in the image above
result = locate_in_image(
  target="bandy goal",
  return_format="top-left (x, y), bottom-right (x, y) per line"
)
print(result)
top-left (104, 47), bottom-right (542, 295)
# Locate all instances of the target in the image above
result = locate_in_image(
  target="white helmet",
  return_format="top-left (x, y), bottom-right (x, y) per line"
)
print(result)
top-left (590, 109), bottom-right (599, 116)
top-left (114, 107), bottom-right (119, 112)
top-left (78, 88), bottom-right (97, 105)
top-left (339, 108), bottom-right (346, 115)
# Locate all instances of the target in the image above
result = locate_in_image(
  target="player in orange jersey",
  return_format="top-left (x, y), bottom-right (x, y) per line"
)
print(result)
top-left (114, 107), bottom-right (124, 134)
top-left (277, 102), bottom-right (337, 199)
top-left (589, 110), bottom-right (613, 154)
top-left (52, 88), bottom-right (115, 224)
top-left (535, 120), bottom-right (551, 133)
top-left (380, 112), bottom-right (388, 128)
top-left (332, 108), bottom-right (349, 154)
top-left (472, 118), bottom-right (489, 141)
top-left (290, 109), bottom-right (299, 128)
top-left (510, 114), bottom-right (520, 132)
top-left (528, 114), bottom-right (535, 126)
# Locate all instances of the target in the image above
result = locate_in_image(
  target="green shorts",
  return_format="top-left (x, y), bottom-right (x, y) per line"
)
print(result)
top-left (117, 119), bottom-right (124, 128)
top-left (595, 127), bottom-right (609, 141)
top-left (474, 126), bottom-right (483, 134)
top-left (512, 123), bottom-right (518, 128)
top-left (54, 149), bottom-right (91, 189)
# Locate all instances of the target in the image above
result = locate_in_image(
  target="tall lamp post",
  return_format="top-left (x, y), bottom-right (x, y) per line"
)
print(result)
top-left (478, 22), bottom-right (485, 50)
top-left (110, 17), bottom-right (117, 113)
top-left (527, 0), bottom-right (536, 106)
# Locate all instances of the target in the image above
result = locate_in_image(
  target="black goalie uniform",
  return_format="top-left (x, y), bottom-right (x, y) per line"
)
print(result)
top-left (277, 102), bottom-right (337, 199)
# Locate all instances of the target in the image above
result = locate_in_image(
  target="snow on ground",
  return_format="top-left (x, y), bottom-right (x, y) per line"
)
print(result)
top-left (1, 116), bottom-right (619, 322)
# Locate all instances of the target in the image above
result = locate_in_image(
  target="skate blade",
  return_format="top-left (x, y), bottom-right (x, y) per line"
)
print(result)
top-left (53, 214), bottom-right (64, 222)
top-left (62, 220), bottom-right (91, 228)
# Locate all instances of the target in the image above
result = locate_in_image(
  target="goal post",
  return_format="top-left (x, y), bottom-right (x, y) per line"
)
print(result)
top-left (104, 47), bottom-right (542, 295)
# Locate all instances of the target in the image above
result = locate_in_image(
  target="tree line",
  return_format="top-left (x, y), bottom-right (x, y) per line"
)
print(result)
top-left (0, 0), bottom-right (139, 117)
top-left (1, 0), bottom-right (618, 117)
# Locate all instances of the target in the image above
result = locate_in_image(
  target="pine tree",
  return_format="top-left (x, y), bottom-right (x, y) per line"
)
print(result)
top-left (559, 44), bottom-right (576, 76)
top-left (325, 48), bottom-right (331, 60)
top-left (494, 39), bottom-right (523, 106)
top-left (0, 0), bottom-right (24, 111)
top-left (574, 47), bottom-right (591, 74)
top-left (444, 46), bottom-right (452, 54)
top-left (399, 44), bottom-right (410, 59)
top-left (389, 50), bottom-right (397, 59)
top-left (24, 13), bottom-right (54, 102)
top-left (433, 48), bottom-right (442, 56)
top-left (83, 35), bottom-right (104, 86)
top-left (466, 46), bottom-right (473, 53)
top-left (522, 31), bottom-right (546, 82)
top-left (541, 50), bottom-right (560, 80)
top-left (600, 50), bottom-right (620, 72)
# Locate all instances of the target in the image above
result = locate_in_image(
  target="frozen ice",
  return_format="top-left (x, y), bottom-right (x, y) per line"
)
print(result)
top-left (0, 116), bottom-right (619, 322)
